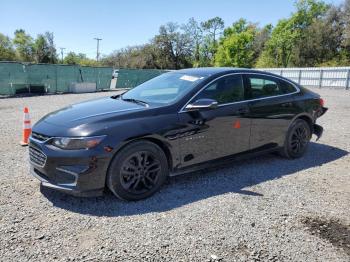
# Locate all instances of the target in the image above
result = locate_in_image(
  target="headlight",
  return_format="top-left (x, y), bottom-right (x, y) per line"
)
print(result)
top-left (51, 136), bottom-right (106, 150)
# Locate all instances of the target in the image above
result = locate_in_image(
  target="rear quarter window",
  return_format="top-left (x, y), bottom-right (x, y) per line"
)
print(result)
top-left (279, 80), bottom-right (297, 94)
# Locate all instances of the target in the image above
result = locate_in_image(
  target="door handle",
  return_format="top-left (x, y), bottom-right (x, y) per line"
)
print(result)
top-left (237, 107), bottom-right (249, 115)
top-left (281, 102), bottom-right (293, 107)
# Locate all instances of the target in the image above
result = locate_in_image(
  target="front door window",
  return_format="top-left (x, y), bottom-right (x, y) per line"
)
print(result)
top-left (192, 74), bottom-right (244, 104)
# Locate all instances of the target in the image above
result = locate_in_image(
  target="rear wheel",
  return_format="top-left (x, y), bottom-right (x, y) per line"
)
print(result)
top-left (107, 141), bottom-right (168, 201)
top-left (280, 119), bottom-right (311, 159)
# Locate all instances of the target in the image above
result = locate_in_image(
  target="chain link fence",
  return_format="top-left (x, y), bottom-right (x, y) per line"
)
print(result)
top-left (2, 63), bottom-right (349, 96)
top-left (115, 69), bottom-right (168, 89)
top-left (0, 62), bottom-right (113, 95)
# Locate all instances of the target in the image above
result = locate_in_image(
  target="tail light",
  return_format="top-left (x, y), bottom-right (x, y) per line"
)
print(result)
top-left (319, 98), bottom-right (325, 107)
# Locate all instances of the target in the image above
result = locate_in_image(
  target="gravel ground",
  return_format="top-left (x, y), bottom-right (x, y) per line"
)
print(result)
top-left (0, 89), bottom-right (349, 262)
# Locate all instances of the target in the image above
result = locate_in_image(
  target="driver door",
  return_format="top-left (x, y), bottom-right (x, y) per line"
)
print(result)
top-left (177, 74), bottom-right (251, 168)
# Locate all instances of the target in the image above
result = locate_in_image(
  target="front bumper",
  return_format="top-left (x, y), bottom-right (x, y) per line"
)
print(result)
top-left (29, 137), bottom-right (111, 197)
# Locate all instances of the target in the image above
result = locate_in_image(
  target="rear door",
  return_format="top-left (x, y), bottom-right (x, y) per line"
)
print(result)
top-left (244, 74), bottom-right (299, 149)
top-left (177, 74), bottom-right (251, 167)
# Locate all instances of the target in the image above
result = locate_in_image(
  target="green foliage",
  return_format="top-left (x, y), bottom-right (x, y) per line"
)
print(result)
top-left (293, 6), bottom-right (344, 66)
top-left (2, 29), bottom-right (59, 64)
top-left (101, 0), bottom-right (350, 68)
top-left (257, 0), bottom-right (329, 67)
top-left (154, 22), bottom-right (193, 69)
top-left (0, 33), bottom-right (16, 61)
top-left (182, 18), bottom-right (203, 66)
top-left (215, 27), bottom-right (256, 67)
top-left (342, 0), bottom-right (350, 56)
top-left (215, 19), bottom-right (270, 68)
top-left (63, 52), bottom-right (84, 65)
top-left (13, 29), bottom-right (34, 62)
top-left (257, 19), bottom-right (299, 67)
top-left (64, 52), bottom-right (99, 66)
top-left (33, 32), bottom-right (58, 64)
top-left (2, 0), bottom-right (350, 68)
top-left (200, 16), bottom-right (225, 44)
top-left (200, 17), bottom-right (225, 65)
top-left (223, 18), bottom-right (250, 36)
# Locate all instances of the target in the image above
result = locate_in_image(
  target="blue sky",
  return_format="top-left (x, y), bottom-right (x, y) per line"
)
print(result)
top-left (0, 0), bottom-right (344, 58)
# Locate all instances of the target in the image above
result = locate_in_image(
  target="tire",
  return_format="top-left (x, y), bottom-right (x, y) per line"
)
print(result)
top-left (279, 119), bottom-right (311, 159)
top-left (107, 140), bottom-right (169, 201)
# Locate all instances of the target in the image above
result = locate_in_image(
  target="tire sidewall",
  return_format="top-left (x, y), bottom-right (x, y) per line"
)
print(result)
top-left (283, 119), bottom-right (311, 159)
top-left (107, 141), bottom-right (168, 201)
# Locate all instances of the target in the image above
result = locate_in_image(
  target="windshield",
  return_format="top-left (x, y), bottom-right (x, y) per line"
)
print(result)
top-left (121, 72), bottom-right (206, 105)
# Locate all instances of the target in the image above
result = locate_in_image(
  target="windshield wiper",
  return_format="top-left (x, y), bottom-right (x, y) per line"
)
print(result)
top-left (121, 97), bottom-right (149, 107)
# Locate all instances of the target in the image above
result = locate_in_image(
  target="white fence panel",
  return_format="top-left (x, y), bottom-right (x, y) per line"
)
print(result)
top-left (258, 67), bottom-right (350, 90)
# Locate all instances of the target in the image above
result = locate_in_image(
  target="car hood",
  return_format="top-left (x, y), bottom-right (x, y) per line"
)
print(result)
top-left (39, 97), bottom-right (144, 128)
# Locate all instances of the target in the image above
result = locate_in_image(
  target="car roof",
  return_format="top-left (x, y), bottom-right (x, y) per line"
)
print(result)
top-left (175, 67), bottom-right (277, 77)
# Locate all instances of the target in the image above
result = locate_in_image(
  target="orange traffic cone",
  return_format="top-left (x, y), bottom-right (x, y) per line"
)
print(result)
top-left (233, 120), bottom-right (241, 129)
top-left (20, 107), bottom-right (32, 146)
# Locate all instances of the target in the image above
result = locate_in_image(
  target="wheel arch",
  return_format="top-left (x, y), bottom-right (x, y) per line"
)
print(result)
top-left (109, 135), bottom-right (174, 172)
top-left (293, 113), bottom-right (314, 133)
top-left (279, 113), bottom-right (314, 148)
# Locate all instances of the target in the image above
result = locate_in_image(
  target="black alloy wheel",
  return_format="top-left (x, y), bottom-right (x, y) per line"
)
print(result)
top-left (120, 151), bottom-right (161, 194)
top-left (290, 125), bottom-right (309, 154)
top-left (107, 141), bottom-right (168, 201)
top-left (280, 119), bottom-right (311, 159)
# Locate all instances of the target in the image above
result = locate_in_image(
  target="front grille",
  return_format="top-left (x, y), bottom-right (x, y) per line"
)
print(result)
top-left (29, 146), bottom-right (47, 167)
top-left (31, 132), bottom-right (51, 142)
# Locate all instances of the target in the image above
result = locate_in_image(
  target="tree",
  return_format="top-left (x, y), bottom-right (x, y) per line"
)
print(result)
top-left (153, 22), bottom-right (193, 69)
top-left (44, 32), bottom-right (58, 64)
top-left (63, 52), bottom-right (98, 66)
top-left (63, 52), bottom-right (84, 64)
top-left (201, 17), bottom-right (225, 46)
top-left (341, 0), bottom-right (350, 61)
top-left (34, 34), bottom-right (49, 63)
top-left (256, 19), bottom-right (299, 67)
top-left (101, 44), bottom-right (164, 69)
top-left (215, 19), bottom-right (258, 67)
top-left (200, 17), bottom-right (225, 65)
top-left (196, 35), bottom-right (214, 66)
top-left (0, 33), bottom-right (16, 61)
top-left (223, 18), bottom-right (250, 36)
top-left (256, 0), bottom-right (329, 67)
top-left (182, 18), bottom-right (203, 66)
top-left (33, 32), bottom-right (57, 64)
top-left (13, 29), bottom-right (34, 62)
top-left (252, 24), bottom-right (272, 62)
top-left (293, 6), bottom-right (344, 66)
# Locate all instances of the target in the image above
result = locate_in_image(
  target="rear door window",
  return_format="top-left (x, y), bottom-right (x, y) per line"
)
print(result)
top-left (247, 75), bottom-right (282, 99)
top-left (246, 75), bottom-right (297, 99)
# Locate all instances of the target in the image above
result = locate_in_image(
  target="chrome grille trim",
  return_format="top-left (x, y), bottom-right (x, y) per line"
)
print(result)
top-left (31, 132), bottom-right (51, 142)
top-left (29, 146), bottom-right (47, 168)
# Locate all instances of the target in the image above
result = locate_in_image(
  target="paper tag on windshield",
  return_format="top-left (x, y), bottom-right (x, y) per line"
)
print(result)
top-left (180, 75), bottom-right (201, 82)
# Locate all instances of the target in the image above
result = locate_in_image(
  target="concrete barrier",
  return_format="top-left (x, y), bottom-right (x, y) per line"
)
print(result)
top-left (69, 82), bottom-right (96, 93)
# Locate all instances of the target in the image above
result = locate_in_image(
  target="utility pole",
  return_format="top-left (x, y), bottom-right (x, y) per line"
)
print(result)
top-left (94, 38), bottom-right (102, 62)
top-left (59, 47), bottom-right (66, 64)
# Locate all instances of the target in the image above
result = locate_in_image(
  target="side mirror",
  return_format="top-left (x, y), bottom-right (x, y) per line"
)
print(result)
top-left (185, 98), bottom-right (218, 111)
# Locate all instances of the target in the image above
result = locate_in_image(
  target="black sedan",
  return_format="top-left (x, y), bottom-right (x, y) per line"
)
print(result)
top-left (29, 68), bottom-right (327, 200)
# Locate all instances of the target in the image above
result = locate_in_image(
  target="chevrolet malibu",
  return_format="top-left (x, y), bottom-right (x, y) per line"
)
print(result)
top-left (29, 68), bottom-right (327, 200)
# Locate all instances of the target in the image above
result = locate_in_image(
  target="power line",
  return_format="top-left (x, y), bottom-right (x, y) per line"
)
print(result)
top-left (93, 38), bottom-right (102, 62)
top-left (59, 47), bottom-right (66, 63)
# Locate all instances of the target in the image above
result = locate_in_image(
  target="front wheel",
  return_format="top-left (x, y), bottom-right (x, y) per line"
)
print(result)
top-left (280, 119), bottom-right (311, 159)
top-left (107, 141), bottom-right (168, 201)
